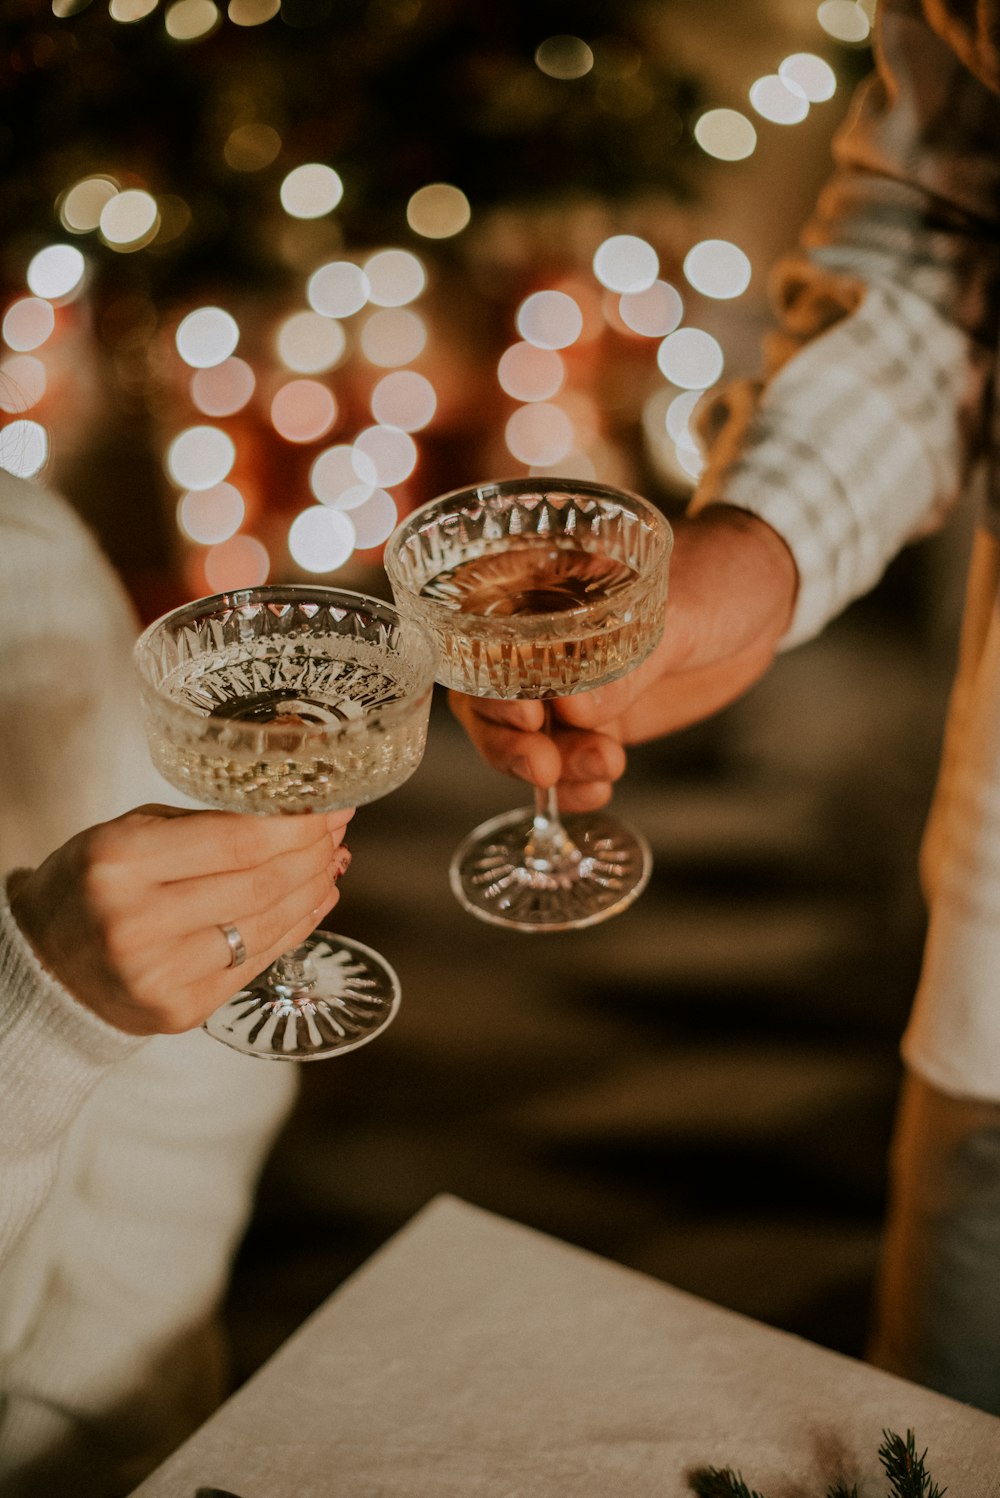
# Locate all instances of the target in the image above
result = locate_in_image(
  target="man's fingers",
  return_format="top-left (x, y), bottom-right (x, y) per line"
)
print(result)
top-left (451, 700), bottom-right (562, 787)
top-left (449, 694), bottom-right (545, 732)
top-left (557, 731), bottom-right (627, 785)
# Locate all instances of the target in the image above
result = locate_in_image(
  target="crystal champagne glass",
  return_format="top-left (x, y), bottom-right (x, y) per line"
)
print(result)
top-left (384, 479), bottom-right (672, 932)
top-left (134, 584), bottom-right (437, 1060)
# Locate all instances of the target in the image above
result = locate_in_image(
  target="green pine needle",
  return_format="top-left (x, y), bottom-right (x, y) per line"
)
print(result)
top-left (689, 1467), bottom-right (768, 1498)
top-left (688, 1429), bottom-right (943, 1498)
top-left (878, 1430), bottom-right (946, 1498)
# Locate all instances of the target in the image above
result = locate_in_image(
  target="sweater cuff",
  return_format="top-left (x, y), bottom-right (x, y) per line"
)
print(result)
top-left (0, 871), bottom-right (145, 1145)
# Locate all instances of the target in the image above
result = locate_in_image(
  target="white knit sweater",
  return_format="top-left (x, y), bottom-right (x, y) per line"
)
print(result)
top-left (0, 471), bottom-right (296, 1495)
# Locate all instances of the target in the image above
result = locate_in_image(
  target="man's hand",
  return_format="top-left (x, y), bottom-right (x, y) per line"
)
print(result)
top-left (448, 505), bottom-right (798, 811)
top-left (10, 804), bottom-right (354, 1036)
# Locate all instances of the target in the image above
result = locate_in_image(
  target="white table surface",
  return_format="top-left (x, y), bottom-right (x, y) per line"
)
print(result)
top-left (130, 1194), bottom-right (1000, 1497)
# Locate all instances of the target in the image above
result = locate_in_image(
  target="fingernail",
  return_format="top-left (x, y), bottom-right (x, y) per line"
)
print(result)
top-left (511, 756), bottom-right (534, 782)
top-left (330, 846), bottom-right (352, 882)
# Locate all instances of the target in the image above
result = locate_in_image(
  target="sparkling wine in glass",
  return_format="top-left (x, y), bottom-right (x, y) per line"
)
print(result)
top-left (384, 479), bottom-right (672, 931)
top-left (134, 585), bottom-right (437, 1059)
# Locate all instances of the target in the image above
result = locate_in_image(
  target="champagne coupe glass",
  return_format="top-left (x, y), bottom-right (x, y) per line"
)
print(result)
top-left (134, 584), bottom-right (437, 1060)
top-left (384, 479), bottom-right (672, 932)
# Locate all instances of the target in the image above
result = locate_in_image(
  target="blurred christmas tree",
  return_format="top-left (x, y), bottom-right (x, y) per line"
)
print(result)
top-left (0, 0), bottom-right (856, 606)
top-left (2, 0), bottom-right (704, 292)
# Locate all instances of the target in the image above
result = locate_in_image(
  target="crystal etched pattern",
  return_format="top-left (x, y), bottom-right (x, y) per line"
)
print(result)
top-left (385, 480), bottom-right (672, 932)
top-left (138, 596), bottom-right (432, 813)
top-left (135, 586), bottom-right (436, 1059)
top-left (386, 486), bottom-right (669, 699)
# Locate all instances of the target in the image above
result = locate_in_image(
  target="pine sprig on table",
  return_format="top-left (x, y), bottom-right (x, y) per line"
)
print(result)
top-left (688, 1428), bottom-right (944, 1498)
top-left (878, 1430), bottom-right (947, 1498)
top-left (689, 1468), bottom-right (767, 1498)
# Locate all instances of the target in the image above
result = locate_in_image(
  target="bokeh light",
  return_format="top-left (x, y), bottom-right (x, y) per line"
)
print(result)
top-left (817, 0), bottom-right (871, 43)
top-left (406, 183), bottom-right (471, 240)
top-left (505, 403), bottom-right (575, 466)
top-left (618, 280), bottom-right (683, 337)
top-left (164, 0), bottom-right (220, 41)
top-left (176, 306), bottom-right (240, 368)
top-left (657, 328), bottom-right (724, 389)
top-left (0, 355), bottom-right (47, 412)
top-left (228, 0), bottom-right (280, 24)
top-left (349, 488), bottom-right (398, 548)
top-left (693, 108), bottom-right (757, 160)
top-left (363, 249), bottom-right (426, 307)
top-left (307, 260), bottom-right (369, 318)
top-left (2, 298), bottom-right (56, 352)
top-left (310, 444), bottom-right (372, 507)
top-left (59, 176), bottom-right (119, 234)
top-left (0, 419), bottom-right (49, 478)
top-left (359, 308), bottom-right (427, 367)
top-left (683, 239), bottom-right (752, 299)
top-left (535, 35), bottom-right (594, 79)
top-left (270, 379), bottom-right (338, 443)
top-left (166, 425), bottom-right (236, 489)
top-left (352, 425), bottom-right (417, 487)
top-left (280, 163), bottom-right (344, 219)
top-left (276, 311), bottom-right (347, 373)
top-left (178, 481), bottom-right (246, 543)
top-left (665, 389), bottom-right (705, 444)
top-left (288, 506), bottom-right (356, 572)
top-left (592, 235), bottom-right (659, 294)
top-left (224, 122), bottom-right (282, 171)
top-left (204, 534), bottom-right (269, 591)
top-left (779, 52), bottom-right (837, 101)
top-left (370, 370), bottom-right (437, 431)
top-left (110, 0), bottom-right (158, 19)
top-left (749, 74), bottom-right (810, 124)
top-left (516, 290), bottom-right (583, 350)
top-left (190, 357), bottom-right (256, 417)
top-left (27, 244), bottom-right (86, 302)
top-left (497, 342), bottom-right (565, 402)
top-left (99, 189), bottom-right (159, 250)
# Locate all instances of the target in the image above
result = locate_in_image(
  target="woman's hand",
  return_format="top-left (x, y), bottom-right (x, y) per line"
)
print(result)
top-left (448, 505), bottom-right (798, 811)
top-left (9, 804), bottom-right (354, 1037)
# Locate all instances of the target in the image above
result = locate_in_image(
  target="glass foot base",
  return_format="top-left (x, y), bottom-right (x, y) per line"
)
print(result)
top-left (450, 806), bottom-right (652, 932)
top-left (203, 930), bottom-right (401, 1060)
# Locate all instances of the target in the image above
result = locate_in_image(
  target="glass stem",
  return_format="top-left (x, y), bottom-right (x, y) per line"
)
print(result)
top-left (523, 704), bottom-right (581, 872)
top-left (269, 944), bottom-right (318, 1000)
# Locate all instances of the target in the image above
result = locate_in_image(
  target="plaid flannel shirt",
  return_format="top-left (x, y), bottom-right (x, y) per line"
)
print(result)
top-left (692, 0), bottom-right (1000, 1099)
top-left (693, 0), bottom-right (1000, 648)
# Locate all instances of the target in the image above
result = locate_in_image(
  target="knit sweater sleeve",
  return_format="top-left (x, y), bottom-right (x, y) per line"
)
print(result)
top-left (0, 471), bottom-right (164, 1268)
top-left (0, 875), bottom-right (144, 1265)
top-left (691, 0), bottom-right (1000, 648)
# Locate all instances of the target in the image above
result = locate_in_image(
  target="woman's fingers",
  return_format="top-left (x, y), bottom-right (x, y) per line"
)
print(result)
top-left (10, 803), bottom-right (359, 1038)
top-left (112, 832), bottom-right (351, 945)
top-left (93, 805), bottom-right (353, 886)
top-left (99, 851), bottom-right (351, 1035)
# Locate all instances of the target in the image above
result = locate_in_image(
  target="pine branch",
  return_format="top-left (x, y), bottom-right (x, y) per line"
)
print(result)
top-left (827, 1484), bottom-right (860, 1498)
top-left (878, 1430), bottom-right (946, 1498)
top-left (689, 1467), bottom-right (768, 1498)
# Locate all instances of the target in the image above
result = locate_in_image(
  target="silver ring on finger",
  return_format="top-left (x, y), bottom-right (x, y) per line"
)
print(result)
top-left (219, 922), bottom-right (247, 969)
